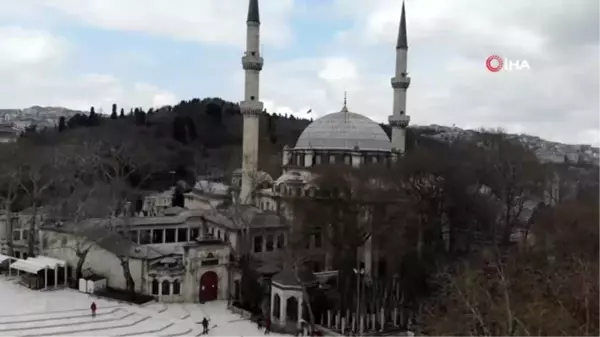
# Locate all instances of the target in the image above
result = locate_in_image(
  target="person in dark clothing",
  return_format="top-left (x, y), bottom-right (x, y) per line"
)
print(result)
top-left (264, 317), bottom-right (270, 335)
top-left (90, 302), bottom-right (97, 318)
top-left (257, 318), bottom-right (263, 331)
top-left (202, 317), bottom-right (209, 334)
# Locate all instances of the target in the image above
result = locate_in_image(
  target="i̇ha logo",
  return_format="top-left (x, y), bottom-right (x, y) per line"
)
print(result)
top-left (486, 55), bottom-right (530, 72)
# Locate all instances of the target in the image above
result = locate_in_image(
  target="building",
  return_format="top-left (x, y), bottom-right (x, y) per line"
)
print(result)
top-left (0, 123), bottom-right (19, 143)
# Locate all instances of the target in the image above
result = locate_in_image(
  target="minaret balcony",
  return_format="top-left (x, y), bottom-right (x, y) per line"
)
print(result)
top-left (240, 100), bottom-right (264, 116)
top-left (389, 113), bottom-right (410, 128)
top-left (391, 75), bottom-right (411, 89)
top-left (242, 54), bottom-right (264, 71)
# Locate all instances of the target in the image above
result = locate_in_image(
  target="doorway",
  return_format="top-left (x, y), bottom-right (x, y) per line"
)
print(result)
top-left (199, 271), bottom-right (218, 302)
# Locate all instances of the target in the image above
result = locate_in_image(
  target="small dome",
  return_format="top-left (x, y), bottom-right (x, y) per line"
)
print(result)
top-left (294, 110), bottom-right (391, 152)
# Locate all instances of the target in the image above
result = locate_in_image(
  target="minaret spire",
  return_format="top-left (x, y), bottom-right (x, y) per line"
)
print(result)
top-left (396, 1), bottom-right (408, 49)
top-left (239, 0), bottom-right (264, 204)
top-left (388, 0), bottom-right (411, 156)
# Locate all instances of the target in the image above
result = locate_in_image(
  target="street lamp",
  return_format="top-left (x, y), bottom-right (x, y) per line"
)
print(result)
top-left (353, 268), bottom-right (365, 334)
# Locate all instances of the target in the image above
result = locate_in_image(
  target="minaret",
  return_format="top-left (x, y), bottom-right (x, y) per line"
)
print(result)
top-left (388, 1), bottom-right (411, 155)
top-left (239, 0), bottom-right (264, 204)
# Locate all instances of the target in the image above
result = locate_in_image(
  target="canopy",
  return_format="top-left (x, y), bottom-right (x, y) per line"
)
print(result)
top-left (28, 256), bottom-right (66, 269)
top-left (10, 260), bottom-right (46, 274)
top-left (0, 254), bottom-right (11, 264)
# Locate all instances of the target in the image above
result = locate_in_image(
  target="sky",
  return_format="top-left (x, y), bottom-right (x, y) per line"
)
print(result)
top-left (0, 0), bottom-right (598, 146)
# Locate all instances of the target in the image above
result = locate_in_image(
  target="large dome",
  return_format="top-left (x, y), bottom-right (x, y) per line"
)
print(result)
top-left (294, 109), bottom-right (392, 151)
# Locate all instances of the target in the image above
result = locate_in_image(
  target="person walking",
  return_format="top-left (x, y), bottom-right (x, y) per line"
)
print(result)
top-left (201, 317), bottom-right (209, 334)
top-left (264, 317), bottom-right (270, 335)
top-left (90, 302), bottom-right (97, 318)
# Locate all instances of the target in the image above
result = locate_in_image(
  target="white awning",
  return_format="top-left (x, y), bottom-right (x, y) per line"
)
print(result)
top-left (28, 256), bottom-right (66, 269)
top-left (0, 254), bottom-right (12, 264)
top-left (10, 260), bottom-right (46, 274)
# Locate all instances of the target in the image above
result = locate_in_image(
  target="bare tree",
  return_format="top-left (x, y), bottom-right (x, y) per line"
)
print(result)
top-left (0, 144), bottom-right (22, 256)
top-left (422, 200), bottom-right (599, 336)
top-left (18, 145), bottom-right (63, 257)
top-left (476, 130), bottom-right (544, 247)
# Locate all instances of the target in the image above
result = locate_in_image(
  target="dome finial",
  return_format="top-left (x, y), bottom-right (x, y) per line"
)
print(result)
top-left (341, 91), bottom-right (349, 120)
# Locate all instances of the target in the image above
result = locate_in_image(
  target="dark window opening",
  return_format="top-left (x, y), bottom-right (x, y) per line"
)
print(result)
top-left (165, 229), bottom-right (176, 243)
top-left (276, 234), bottom-right (285, 249)
top-left (152, 229), bottom-right (163, 243)
top-left (254, 236), bottom-right (263, 253)
top-left (161, 280), bottom-right (170, 295)
top-left (152, 280), bottom-right (159, 295)
top-left (177, 228), bottom-right (188, 242)
top-left (266, 235), bottom-right (274, 252)
top-left (140, 230), bottom-right (151, 245)
top-left (172, 280), bottom-right (181, 295)
top-left (250, 96), bottom-right (255, 100)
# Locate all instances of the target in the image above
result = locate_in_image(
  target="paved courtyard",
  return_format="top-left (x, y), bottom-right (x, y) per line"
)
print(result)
top-left (0, 277), bottom-right (285, 336)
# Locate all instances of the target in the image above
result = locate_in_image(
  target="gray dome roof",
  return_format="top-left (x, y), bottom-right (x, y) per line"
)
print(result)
top-left (294, 110), bottom-right (391, 151)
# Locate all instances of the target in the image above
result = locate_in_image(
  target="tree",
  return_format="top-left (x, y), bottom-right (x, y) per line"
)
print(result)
top-left (422, 198), bottom-right (598, 335)
top-left (0, 145), bottom-right (23, 257)
top-left (476, 130), bottom-right (544, 247)
top-left (288, 164), bottom-right (404, 312)
top-left (119, 108), bottom-right (125, 118)
top-left (18, 145), bottom-right (62, 256)
top-left (110, 104), bottom-right (118, 119)
top-left (58, 116), bottom-right (66, 132)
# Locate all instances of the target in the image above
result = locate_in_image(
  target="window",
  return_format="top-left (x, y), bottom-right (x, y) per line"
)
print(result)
top-left (251, 51), bottom-right (256, 56)
top-left (254, 236), bottom-right (263, 253)
top-left (129, 230), bottom-right (138, 243)
top-left (177, 228), bottom-right (188, 242)
top-left (329, 155), bottom-right (335, 164)
top-left (276, 234), bottom-right (285, 249)
top-left (12, 231), bottom-right (20, 241)
top-left (152, 280), bottom-right (159, 295)
top-left (218, 230), bottom-right (222, 240)
top-left (152, 229), bottom-right (164, 244)
top-left (140, 230), bottom-right (151, 245)
top-left (202, 253), bottom-right (219, 266)
top-left (22, 253), bottom-right (28, 260)
top-left (161, 280), bottom-right (170, 295)
top-left (250, 96), bottom-right (255, 100)
top-left (372, 156), bottom-right (378, 163)
top-left (344, 155), bottom-right (350, 165)
top-left (191, 227), bottom-right (199, 240)
top-left (14, 251), bottom-right (20, 259)
top-left (172, 280), bottom-right (181, 295)
top-left (165, 229), bottom-right (176, 243)
top-left (266, 235), bottom-right (274, 251)
top-left (314, 232), bottom-right (322, 248)
top-left (22, 230), bottom-right (28, 240)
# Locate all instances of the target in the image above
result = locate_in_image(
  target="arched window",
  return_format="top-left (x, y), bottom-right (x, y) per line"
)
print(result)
top-left (172, 280), bottom-right (181, 295)
top-left (161, 280), bottom-right (170, 295)
top-left (151, 279), bottom-right (159, 295)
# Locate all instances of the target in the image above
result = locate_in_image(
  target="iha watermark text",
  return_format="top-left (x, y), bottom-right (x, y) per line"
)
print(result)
top-left (485, 55), bottom-right (530, 72)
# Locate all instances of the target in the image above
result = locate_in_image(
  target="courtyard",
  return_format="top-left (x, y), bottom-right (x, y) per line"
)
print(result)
top-left (0, 277), bottom-right (284, 336)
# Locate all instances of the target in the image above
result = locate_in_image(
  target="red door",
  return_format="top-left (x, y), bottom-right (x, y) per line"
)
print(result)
top-left (200, 271), bottom-right (218, 302)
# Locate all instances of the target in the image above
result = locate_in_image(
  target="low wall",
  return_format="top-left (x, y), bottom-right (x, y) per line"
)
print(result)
top-left (229, 305), bottom-right (253, 320)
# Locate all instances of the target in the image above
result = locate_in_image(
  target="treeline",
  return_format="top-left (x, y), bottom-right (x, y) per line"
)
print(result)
top-left (20, 98), bottom-right (312, 187)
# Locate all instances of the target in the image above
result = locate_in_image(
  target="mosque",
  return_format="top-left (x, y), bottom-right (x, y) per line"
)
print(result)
top-left (17, 0), bottom-right (413, 331)
top-left (237, 0), bottom-right (411, 211)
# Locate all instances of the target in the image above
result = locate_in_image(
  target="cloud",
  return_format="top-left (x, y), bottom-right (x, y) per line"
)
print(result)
top-left (0, 26), bottom-right (177, 112)
top-left (36, 0), bottom-right (294, 47)
top-left (259, 0), bottom-right (599, 145)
